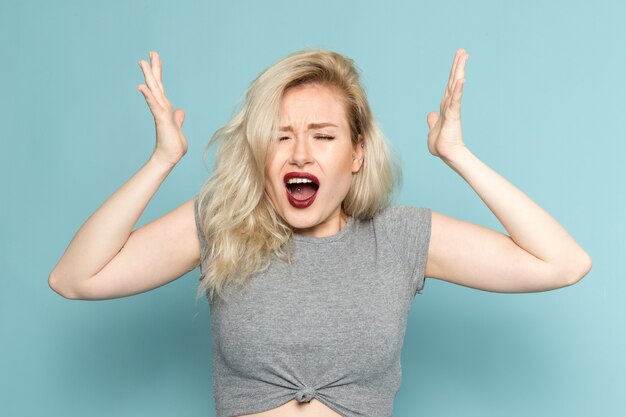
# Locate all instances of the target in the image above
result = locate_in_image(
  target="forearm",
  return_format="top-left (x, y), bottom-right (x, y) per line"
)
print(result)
top-left (443, 147), bottom-right (591, 279)
top-left (49, 155), bottom-right (175, 293)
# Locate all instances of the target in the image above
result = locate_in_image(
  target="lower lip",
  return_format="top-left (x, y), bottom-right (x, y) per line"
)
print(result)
top-left (285, 188), bottom-right (317, 208)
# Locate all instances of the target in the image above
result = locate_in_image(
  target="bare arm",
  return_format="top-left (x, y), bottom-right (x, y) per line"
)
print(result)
top-left (423, 49), bottom-right (591, 292)
top-left (48, 51), bottom-right (196, 299)
top-left (48, 159), bottom-right (201, 300)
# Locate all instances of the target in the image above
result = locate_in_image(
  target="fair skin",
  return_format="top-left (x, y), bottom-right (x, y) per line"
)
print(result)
top-left (48, 50), bottom-right (591, 416)
top-left (264, 82), bottom-right (363, 238)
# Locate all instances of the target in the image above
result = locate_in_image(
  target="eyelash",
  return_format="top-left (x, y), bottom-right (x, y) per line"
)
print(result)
top-left (278, 135), bottom-right (335, 141)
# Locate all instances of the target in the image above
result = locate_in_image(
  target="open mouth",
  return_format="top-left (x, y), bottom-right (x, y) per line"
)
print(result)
top-left (284, 172), bottom-right (320, 209)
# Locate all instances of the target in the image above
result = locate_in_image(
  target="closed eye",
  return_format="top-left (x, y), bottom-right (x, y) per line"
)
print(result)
top-left (315, 135), bottom-right (335, 140)
top-left (278, 136), bottom-right (291, 141)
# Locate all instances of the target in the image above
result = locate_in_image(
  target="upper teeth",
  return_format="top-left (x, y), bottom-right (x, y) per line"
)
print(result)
top-left (287, 178), bottom-right (313, 184)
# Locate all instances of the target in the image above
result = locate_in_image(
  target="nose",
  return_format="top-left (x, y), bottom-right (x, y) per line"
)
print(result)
top-left (289, 136), bottom-right (313, 168)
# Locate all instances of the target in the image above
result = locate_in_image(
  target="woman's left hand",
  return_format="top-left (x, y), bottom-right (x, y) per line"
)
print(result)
top-left (427, 49), bottom-right (469, 161)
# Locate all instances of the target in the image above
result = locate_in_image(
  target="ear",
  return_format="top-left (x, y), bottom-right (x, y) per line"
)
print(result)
top-left (351, 135), bottom-right (364, 173)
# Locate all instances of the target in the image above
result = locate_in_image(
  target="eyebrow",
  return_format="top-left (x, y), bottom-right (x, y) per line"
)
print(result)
top-left (279, 122), bottom-right (338, 132)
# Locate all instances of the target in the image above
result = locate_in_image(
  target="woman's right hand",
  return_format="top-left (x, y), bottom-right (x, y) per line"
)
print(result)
top-left (137, 51), bottom-right (188, 167)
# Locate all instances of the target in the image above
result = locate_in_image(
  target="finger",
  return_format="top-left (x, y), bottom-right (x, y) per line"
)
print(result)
top-left (455, 52), bottom-right (468, 86)
top-left (447, 78), bottom-right (465, 115)
top-left (427, 112), bottom-right (439, 130)
top-left (137, 84), bottom-right (165, 117)
top-left (150, 51), bottom-right (166, 94)
top-left (138, 59), bottom-right (166, 107)
top-left (174, 108), bottom-right (185, 127)
top-left (446, 49), bottom-right (464, 96)
top-left (448, 49), bottom-right (468, 98)
top-left (137, 84), bottom-right (156, 106)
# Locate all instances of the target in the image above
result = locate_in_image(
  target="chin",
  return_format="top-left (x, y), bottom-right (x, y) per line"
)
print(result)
top-left (281, 208), bottom-right (322, 230)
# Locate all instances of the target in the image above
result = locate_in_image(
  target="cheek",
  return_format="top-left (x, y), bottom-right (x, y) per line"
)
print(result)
top-left (336, 177), bottom-right (352, 199)
top-left (264, 152), bottom-right (281, 189)
top-left (329, 158), bottom-right (355, 198)
top-left (265, 172), bottom-right (282, 201)
top-left (264, 170), bottom-right (278, 203)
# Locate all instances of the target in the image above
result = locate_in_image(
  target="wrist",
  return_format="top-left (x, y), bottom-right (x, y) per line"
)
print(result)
top-left (441, 145), bottom-right (473, 167)
top-left (147, 153), bottom-right (177, 173)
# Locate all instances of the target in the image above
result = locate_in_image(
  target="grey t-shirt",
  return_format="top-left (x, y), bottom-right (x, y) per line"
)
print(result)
top-left (194, 197), bottom-right (432, 417)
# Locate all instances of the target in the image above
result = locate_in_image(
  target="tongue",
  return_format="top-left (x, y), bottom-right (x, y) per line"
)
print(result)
top-left (289, 183), bottom-right (317, 200)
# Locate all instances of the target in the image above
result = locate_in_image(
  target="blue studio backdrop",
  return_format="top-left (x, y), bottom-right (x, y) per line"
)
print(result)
top-left (1, 1), bottom-right (624, 416)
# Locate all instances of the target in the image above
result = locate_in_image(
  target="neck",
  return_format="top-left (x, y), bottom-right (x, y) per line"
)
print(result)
top-left (338, 211), bottom-right (347, 230)
top-left (292, 210), bottom-right (349, 238)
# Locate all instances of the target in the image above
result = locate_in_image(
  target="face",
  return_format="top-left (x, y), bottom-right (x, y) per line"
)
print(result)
top-left (264, 83), bottom-right (364, 237)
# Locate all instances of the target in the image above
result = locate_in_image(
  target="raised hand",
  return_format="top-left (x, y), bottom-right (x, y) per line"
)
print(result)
top-left (137, 51), bottom-right (188, 166)
top-left (426, 49), bottom-right (469, 161)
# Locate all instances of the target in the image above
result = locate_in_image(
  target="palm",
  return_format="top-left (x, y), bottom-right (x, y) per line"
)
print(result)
top-left (427, 49), bottom-right (468, 161)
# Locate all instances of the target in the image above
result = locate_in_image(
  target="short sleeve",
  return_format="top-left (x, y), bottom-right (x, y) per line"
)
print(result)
top-left (375, 206), bottom-right (432, 296)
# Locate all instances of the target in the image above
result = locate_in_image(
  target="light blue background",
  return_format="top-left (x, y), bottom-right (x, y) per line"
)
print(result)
top-left (1, 0), bottom-right (623, 416)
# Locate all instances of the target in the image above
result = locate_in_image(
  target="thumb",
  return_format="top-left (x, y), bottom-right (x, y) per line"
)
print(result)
top-left (174, 109), bottom-right (185, 128)
top-left (426, 112), bottom-right (439, 130)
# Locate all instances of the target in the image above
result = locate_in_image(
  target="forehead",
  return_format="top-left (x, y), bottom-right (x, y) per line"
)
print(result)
top-left (279, 83), bottom-right (347, 126)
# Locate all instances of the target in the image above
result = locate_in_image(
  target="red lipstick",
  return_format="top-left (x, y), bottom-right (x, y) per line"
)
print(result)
top-left (284, 172), bottom-right (320, 209)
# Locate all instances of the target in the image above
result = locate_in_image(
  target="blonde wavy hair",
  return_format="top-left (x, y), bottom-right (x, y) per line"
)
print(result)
top-left (195, 49), bottom-right (401, 303)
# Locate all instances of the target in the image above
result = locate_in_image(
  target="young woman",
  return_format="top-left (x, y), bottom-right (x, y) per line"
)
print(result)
top-left (49, 49), bottom-right (592, 417)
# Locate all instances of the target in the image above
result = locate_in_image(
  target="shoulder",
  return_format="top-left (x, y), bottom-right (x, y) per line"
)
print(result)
top-left (367, 205), bottom-right (433, 295)
top-left (362, 205), bottom-right (432, 251)
top-left (372, 205), bottom-right (432, 229)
